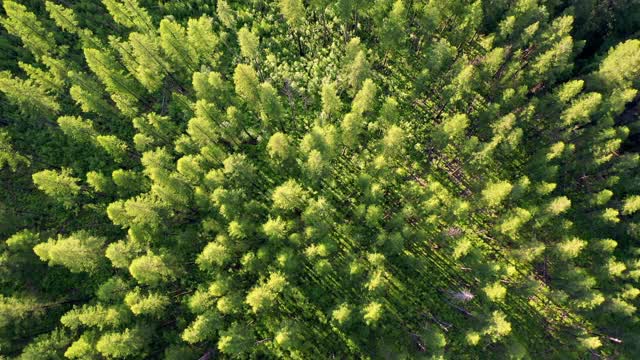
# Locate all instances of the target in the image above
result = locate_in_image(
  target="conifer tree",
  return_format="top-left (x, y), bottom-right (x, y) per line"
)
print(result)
top-left (32, 169), bottom-right (81, 208)
top-left (33, 231), bottom-right (105, 273)
top-left (1, 1), bottom-right (57, 58)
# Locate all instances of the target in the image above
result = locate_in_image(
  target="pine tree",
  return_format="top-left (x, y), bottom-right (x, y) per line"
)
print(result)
top-left (216, 0), bottom-right (236, 29)
top-left (187, 16), bottom-right (220, 67)
top-left (351, 79), bottom-right (377, 115)
top-left (102, 0), bottom-right (153, 32)
top-left (128, 253), bottom-right (174, 286)
top-left (1, 1), bottom-right (57, 58)
top-left (0, 130), bottom-right (29, 171)
top-left (0, 71), bottom-right (60, 118)
top-left (159, 18), bottom-right (197, 72)
top-left (45, 1), bottom-right (80, 34)
top-left (57, 116), bottom-right (97, 144)
top-left (32, 168), bottom-right (81, 208)
top-left (233, 63), bottom-right (260, 104)
top-left (279, 0), bottom-right (306, 30)
top-left (33, 231), bottom-right (105, 273)
top-left (96, 328), bottom-right (147, 358)
top-left (268, 132), bottom-right (292, 161)
top-left (124, 289), bottom-right (170, 316)
top-left (218, 323), bottom-right (254, 355)
top-left (596, 39), bottom-right (640, 91)
top-left (83, 47), bottom-right (141, 117)
top-left (272, 180), bottom-right (307, 211)
top-left (321, 81), bottom-right (342, 121)
top-left (238, 26), bottom-right (259, 60)
top-left (127, 32), bottom-right (166, 92)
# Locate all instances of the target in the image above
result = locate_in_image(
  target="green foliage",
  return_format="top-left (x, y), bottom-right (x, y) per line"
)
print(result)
top-left (238, 26), bottom-right (259, 59)
top-left (1, 1), bottom-right (56, 58)
top-left (33, 231), bottom-right (105, 273)
top-left (233, 63), bottom-right (259, 104)
top-left (482, 181), bottom-right (513, 207)
top-left (272, 180), bottom-right (307, 211)
top-left (1, 1), bottom-right (639, 358)
top-left (128, 253), bottom-right (174, 286)
top-left (32, 169), bottom-right (81, 208)
top-left (0, 130), bottom-right (29, 171)
top-left (279, 0), bottom-right (306, 29)
top-left (96, 328), bottom-right (146, 358)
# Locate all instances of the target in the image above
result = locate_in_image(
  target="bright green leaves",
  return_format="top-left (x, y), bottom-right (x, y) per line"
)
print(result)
top-left (344, 38), bottom-right (370, 92)
top-left (124, 289), bottom-right (170, 316)
top-left (218, 323), bottom-right (254, 355)
top-left (127, 32), bottom-right (166, 92)
top-left (259, 82), bottom-right (284, 129)
top-left (1, 1), bottom-right (57, 58)
top-left (57, 116), bottom-right (97, 143)
top-left (483, 282), bottom-right (507, 302)
top-left (442, 113), bottom-right (470, 139)
top-left (187, 16), bottom-right (220, 67)
top-left (561, 93), bottom-right (602, 126)
top-left (340, 112), bottom-right (364, 148)
top-left (33, 231), bottom-right (105, 273)
top-left (279, 0), bottom-right (306, 29)
top-left (268, 132), bottom-right (292, 161)
top-left (0, 71), bottom-right (60, 118)
top-left (159, 18), bottom-right (196, 72)
top-left (484, 311), bottom-right (512, 343)
top-left (263, 217), bottom-right (290, 240)
top-left (547, 196), bottom-right (571, 215)
top-left (196, 241), bottom-right (231, 270)
top-left (32, 168), bottom-right (81, 208)
top-left (128, 253), bottom-right (174, 286)
top-left (103, 0), bottom-right (152, 31)
top-left (245, 272), bottom-right (287, 313)
top-left (482, 181), bottom-right (513, 207)
top-left (96, 328), bottom-right (147, 359)
top-left (622, 195), bottom-right (640, 215)
top-left (83, 47), bottom-right (140, 116)
top-left (351, 79), bottom-right (377, 115)
top-left (597, 39), bottom-right (640, 91)
top-left (45, 1), bottom-right (79, 34)
top-left (272, 180), bottom-right (308, 211)
top-left (363, 301), bottom-right (383, 326)
top-left (182, 311), bottom-right (221, 344)
top-left (217, 0), bottom-right (236, 28)
top-left (238, 26), bottom-right (259, 59)
top-left (382, 125), bottom-right (406, 158)
top-left (0, 130), bottom-right (29, 171)
top-left (556, 237), bottom-right (587, 260)
top-left (233, 64), bottom-right (259, 104)
top-left (321, 81), bottom-right (342, 121)
top-left (332, 303), bottom-right (352, 326)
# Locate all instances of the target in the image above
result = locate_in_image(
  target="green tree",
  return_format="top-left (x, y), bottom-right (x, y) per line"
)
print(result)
top-left (1, 1), bottom-right (57, 58)
top-left (128, 253), bottom-right (174, 286)
top-left (238, 26), bottom-right (259, 59)
top-left (279, 0), bottom-right (306, 29)
top-left (33, 231), bottom-right (105, 273)
top-left (96, 328), bottom-right (147, 358)
top-left (102, 0), bottom-right (153, 31)
top-left (218, 323), bottom-right (254, 355)
top-left (0, 71), bottom-right (60, 118)
top-left (32, 168), bottom-right (81, 208)
top-left (0, 130), bottom-right (29, 171)
top-left (124, 289), bottom-right (170, 316)
top-left (234, 63), bottom-right (260, 104)
top-left (272, 180), bottom-right (308, 211)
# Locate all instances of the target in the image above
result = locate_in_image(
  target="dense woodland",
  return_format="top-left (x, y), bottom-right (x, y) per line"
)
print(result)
top-left (1, 0), bottom-right (640, 358)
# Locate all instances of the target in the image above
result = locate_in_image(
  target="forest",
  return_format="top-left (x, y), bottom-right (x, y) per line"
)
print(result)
top-left (1, 0), bottom-right (640, 358)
